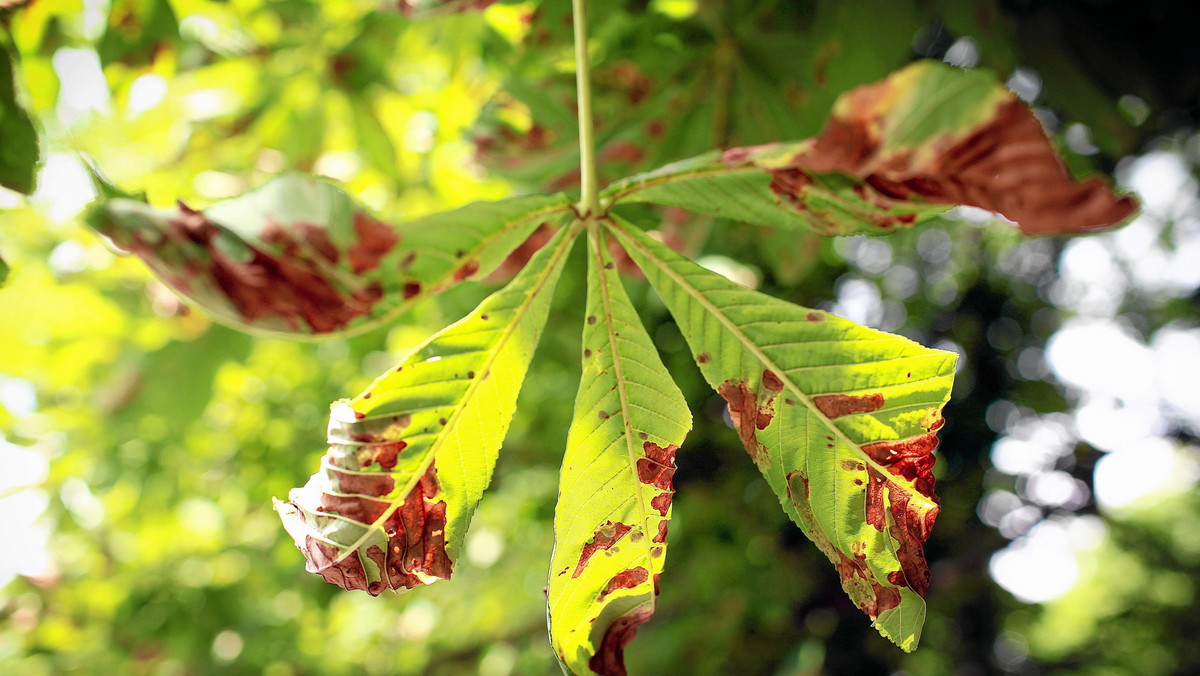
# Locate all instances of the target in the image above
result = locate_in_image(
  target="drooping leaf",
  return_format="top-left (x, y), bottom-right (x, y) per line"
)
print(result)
top-left (547, 230), bottom-right (691, 676)
top-left (0, 42), bottom-right (39, 195)
top-left (603, 60), bottom-right (1136, 236)
top-left (609, 217), bottom-right (956, 651)
top-left (275, 224), bottom-right (578, 594)
top-left (87, 173), bottom-right (572, 337)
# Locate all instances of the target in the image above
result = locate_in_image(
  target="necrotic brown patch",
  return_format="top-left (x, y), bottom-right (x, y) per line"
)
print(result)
top-left (718, 379), bottom-right (779, 465)
top-left (453, 259), bottom-right (480, 281)
top-left (279, 462), bottom-right (451, 596)
top-left (573, 522), bottom-right (633, 578)
top-left (598, 566), bottom-right (650, 601)
top-left (347, 212), bottom-right (399, 274)
top-left (795, 81), bottom-right (1136, 235)
top-left (148, 204), bottom-right (384, 333)
top-left (588, 605), bottom-right (654, 676)
top-left (814, 392), bottom-right (885, 418)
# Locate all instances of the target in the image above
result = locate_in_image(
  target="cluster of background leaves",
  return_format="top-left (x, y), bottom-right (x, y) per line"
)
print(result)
top-left (2, 0), bottom-right (1200, 674)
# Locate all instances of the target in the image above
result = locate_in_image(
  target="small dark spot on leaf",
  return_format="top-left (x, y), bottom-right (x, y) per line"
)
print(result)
top-left (599, 410), bottom-right (610, 420)
top-left (439, 417), bottom-right (447, 425)
top-left (638, 432), bottom-right (648, 440)
top-left (403, 281), bottom-right (421, 299)
top-left (584, 349), bottom-right (593, 358)
top-left (807, 312), bottom-right (823, 322)
top-left (587, 315), bottom-right (597, 325)
top-left (467, 371), bottom-right (475, 379)
top-left (363, 392), bottom-right (371, 399)
top-left (481, 314), bottom-right (489, 320)
top-left (696, 352), bottom-right (710, 364)
top-left (604, 261), bottom-right (614, 269)
top-left (456, 249), bottom-right (466, 258)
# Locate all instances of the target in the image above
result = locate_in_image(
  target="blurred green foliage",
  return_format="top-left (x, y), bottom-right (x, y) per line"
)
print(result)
top-left (2, 0), bottom-right (1199, 675)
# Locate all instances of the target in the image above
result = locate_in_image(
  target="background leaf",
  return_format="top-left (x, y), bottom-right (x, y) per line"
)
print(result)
top-left (0, 41), bottom-right (39, 195)
top-left (604, 60), bottom-right (1136, 236)
top-left (87, 174), bottom-right (572, 337)
top-left (276, 224), bottom-right (577, 593)
top-left (611, 217), bottom-right (956, 650)
top-left (547, 230), bottom-right (691, 676)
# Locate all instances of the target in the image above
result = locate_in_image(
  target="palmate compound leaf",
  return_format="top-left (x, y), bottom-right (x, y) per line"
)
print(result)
top-left (86, 173), bottom-right (572, 337)
top-left (609, 217), bottom-right (956, 651)
top-left (547, 230), bottom-right (692, 676)
top-left (274, 223), bottom-right (578, 593)
top-left (602, 60), bottom-right (1136, 236)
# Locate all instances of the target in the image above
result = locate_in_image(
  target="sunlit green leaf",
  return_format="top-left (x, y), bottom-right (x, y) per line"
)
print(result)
top-left (86, 173), bottom-right (573, 337)
top-left (604, 60), bottom-right (1136, 236)
top-left (275, 223), bottom-right (579, 593)
top-left (548, 230), bottom-right (691, 675)
top-left (610, 216), bottom-right (956, 651)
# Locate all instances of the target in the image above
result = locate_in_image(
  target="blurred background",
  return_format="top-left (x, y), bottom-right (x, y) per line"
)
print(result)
top-left (2, 0), bottom-right (1200, 674)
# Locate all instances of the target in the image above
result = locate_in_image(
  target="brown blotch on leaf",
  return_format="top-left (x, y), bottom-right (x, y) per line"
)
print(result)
top-left (796, 77), bottom-right (1136, 235)
top-left (696, 352), bottom-right (711, 364)
top-left (573, 522), bottom-right (633, 578)
top-left (637, 442), bottom-right (677, 492)
top-left (718, 379), bottom-right (779, 465)
top-left (587, 315), bottom-right (597, 325)
top-left (278, 463), bottom-right (451, 595)
top-left (650, 491), bottom-right (673, 517)
top-left (127, 204), bottom-right (389, 333)
top-left (597, 566), bottom-right (649, 601)
top-left (598, 410), bottom-right (610, 420)
top-left (588, 606), bottom-right (655, 676)
top-left (584, 349), bottom-right (593, 358)
top-left (814, 392), bottom-right (886, 418)
top-left (403, 281), bottom-right (421, 299)
top-left (347, 212), bottom-right (399, 274)
top-left (887, 570), bottom-right (907, 587)
top-left (453, 259), bottom-right (480, 282)
top-left (488, 223), bottom-right (554, 282)
top-left (806, 312), bottom-right (824, 322)
top-left (652, 520), bottom-right (669, 544)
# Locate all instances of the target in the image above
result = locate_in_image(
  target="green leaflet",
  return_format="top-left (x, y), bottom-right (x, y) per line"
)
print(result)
top-left (548, 230), bottom-right (691, 676)
top-left (275, 224), bottom-right (577, 594)
top-left (609, 217), bottom-right (956, 651)
top-left (602, 145), bottom-right (949, 236)
top-left (87, 173), bottom-right (572, 337)
top-left (0, 41), bottom-right (40, 195)
top-left (603, 60), bottom-right (1136, 236)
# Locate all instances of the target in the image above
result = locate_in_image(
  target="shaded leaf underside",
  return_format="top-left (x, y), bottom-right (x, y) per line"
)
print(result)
top-left (275, 225), bottom-right (576, 593)
top-left (604, 60), bottom-right (1136, 236)
top-left (611, 218), bottom-right (956, 651)
top-left (0, 43), bottom-right (39, 195)
top-left (89, 175), bottom-right (572, 337)
top-left (547, 231), bottom-right (691, 676)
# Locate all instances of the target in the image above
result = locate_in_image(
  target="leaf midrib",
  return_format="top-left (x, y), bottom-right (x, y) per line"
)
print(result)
top-left (590, 228), bottom-right (659, 597)
top-left (609, 218), bottom-right (938, 514)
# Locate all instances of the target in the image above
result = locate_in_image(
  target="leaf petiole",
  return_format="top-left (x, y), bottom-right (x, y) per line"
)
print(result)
top-left (571, 0), bottom-right (599, 216)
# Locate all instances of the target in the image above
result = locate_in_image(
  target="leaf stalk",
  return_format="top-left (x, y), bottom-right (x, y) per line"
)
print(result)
top-left (571, 0), bottom-right (600, 216)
